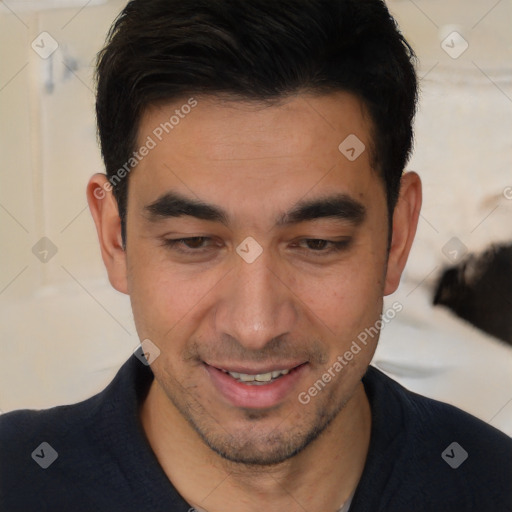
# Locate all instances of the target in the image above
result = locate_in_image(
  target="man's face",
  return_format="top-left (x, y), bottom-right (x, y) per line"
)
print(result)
top-left (125, 92), bottom-right (389, 464)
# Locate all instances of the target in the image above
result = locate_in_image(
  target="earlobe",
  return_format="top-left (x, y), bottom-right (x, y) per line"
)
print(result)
top-left (86, 174), bottom-right (129, 294)
top-left (383, 171), bottom-right (422, 296)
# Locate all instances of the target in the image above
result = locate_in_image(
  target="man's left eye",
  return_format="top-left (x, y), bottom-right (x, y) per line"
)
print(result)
top-left (295, 238), bottom-right (352, 253)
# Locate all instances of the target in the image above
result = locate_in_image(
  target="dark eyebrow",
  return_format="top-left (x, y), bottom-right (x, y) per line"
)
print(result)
top-left (144, 191), bottom-right (366, 227)
top-left (145, 192), bottom-right (229, 225)
top-left (276, 193), bottom-right (366, 227)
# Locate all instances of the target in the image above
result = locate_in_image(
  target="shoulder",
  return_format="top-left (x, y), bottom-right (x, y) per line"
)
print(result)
top-left (372, 366), bottom-right (512, 448)
top-left (0, 356), bottom-right (157, 511)
top-left (0, 356), bottom-right (145, 511)
top-left (0, 355), bottom-right (144, 451)
top-left (0, 393), bottom-right (102, 446)
top-left (360, 366), bottom-right (512, 510)
top-left (364, 364), bottom-right (512, 445)
top-left (0, 393), bottom-right (108, 511)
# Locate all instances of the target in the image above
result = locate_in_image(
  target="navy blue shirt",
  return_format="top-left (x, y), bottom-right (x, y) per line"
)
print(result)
top-left (1, 354), bottom-right (511, 511)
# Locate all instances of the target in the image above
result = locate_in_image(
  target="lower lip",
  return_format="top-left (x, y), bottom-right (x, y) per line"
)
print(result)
top-left (204, 363), bottom-right (308, 409)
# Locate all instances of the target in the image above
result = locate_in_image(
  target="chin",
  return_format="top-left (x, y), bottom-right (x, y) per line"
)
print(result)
top-left (183, 396), bottom-right (346, 467)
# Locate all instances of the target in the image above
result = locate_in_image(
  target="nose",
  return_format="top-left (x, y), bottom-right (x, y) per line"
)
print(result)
top-left (214, 247), bottom-right (298, 351)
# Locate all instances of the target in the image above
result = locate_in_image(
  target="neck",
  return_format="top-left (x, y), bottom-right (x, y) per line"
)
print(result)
top-left (140, 380), bottom-right (371, 512)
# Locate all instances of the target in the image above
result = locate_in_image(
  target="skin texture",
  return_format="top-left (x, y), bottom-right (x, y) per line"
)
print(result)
top-left (87, 91), bottom-right (421, 512)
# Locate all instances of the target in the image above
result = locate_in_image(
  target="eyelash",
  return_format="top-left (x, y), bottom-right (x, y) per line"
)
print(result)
top-left (162, 237), bottom-right (351, 256)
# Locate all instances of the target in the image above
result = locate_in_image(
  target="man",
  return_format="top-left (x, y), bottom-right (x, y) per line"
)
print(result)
top-left (1, 0), bottom-right (511, 511)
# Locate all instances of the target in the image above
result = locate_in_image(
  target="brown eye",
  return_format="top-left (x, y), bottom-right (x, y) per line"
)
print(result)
top-left (305, 239), bottom-right (329, 250)
top-left (182, 237), bottom-right (208, 248)
top-left (293, 238), bottom-right (352, 256)
top-left (162, 236), bottom-right (215, 253)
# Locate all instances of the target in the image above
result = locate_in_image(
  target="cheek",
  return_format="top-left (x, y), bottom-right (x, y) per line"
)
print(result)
top-left (126, 251), bottom-right (219, 341)
top-left (287, 254), bottom-right (385, 337)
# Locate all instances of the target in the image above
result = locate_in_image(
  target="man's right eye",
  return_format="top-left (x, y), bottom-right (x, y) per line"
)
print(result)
top-left (162, 237), bottom-right (215, 253)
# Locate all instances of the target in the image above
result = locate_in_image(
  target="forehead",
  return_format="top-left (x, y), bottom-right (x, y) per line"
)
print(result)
top-left (129, 92), bottom-right (382, 222)
top-left (139, 91), bottom-right (372, 159)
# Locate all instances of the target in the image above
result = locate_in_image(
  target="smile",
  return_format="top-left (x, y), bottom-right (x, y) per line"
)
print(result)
top-left (219, 368), bottom-right (290, 385)
top-left (204, 362), bottom-right (308, 408)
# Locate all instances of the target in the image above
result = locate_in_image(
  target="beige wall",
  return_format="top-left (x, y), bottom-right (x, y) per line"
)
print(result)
top-left (0, 0), bottom-right (135, 409)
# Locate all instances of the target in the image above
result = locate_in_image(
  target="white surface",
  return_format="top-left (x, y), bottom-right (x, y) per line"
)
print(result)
top-left (378, 286), bottom-right (512, 436)
top-left (0, 0), bottom-right (107, 13)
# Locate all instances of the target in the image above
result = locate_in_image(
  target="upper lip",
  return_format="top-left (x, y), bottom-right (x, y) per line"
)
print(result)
top-left (205, 362), bottom-right (306, 374)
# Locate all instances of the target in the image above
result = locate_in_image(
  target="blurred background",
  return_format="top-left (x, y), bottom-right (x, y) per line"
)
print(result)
top-left (0, 0), bottom-right (511, 434)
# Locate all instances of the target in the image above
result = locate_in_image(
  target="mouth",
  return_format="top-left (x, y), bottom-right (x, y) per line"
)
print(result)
top-left (203, 362), bottom-right (308, 409)
top-left (218, 367), bottom-right (293, 385)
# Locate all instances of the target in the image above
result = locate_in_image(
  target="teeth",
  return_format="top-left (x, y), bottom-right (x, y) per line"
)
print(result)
top-left (226, 368), bottom-right (290, 384)
top-left (255, 372), bottom-right (272, 382)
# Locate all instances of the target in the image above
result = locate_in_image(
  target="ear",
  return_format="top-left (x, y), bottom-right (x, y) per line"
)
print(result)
top-left (86, 174), bottom-right (128, 294)
top-left (383, 171), bottom-right (422, 296)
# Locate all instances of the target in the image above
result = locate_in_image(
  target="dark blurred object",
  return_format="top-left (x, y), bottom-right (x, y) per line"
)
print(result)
top-left (433, 244), bottom-right (512, 345)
